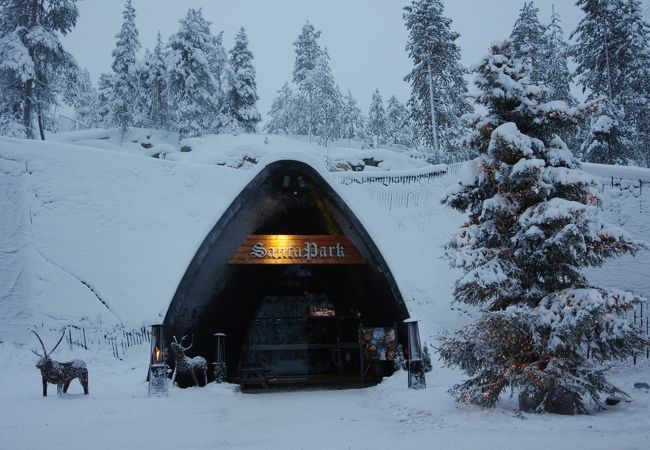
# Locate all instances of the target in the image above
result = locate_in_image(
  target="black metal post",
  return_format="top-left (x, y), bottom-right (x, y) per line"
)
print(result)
top-left (213, 333), bottom-right (227, 383)
top-left (404, 319), bottom-right (426, 389)
top-left (148, 324), bottom-right (168, 396)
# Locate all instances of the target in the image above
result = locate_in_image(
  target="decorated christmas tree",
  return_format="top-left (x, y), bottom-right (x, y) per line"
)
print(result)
top-left (439, 41), bottom-right (648, 414)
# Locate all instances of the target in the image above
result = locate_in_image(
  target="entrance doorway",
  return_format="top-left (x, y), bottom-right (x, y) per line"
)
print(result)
top-left (164, 159), bottom-right (411, 389)
top-left (242, 266), bottom-right (363, 384)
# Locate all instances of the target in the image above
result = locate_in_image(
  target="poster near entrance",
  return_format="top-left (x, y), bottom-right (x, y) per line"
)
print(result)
top-left (362, 327), bottom-right (396, 361)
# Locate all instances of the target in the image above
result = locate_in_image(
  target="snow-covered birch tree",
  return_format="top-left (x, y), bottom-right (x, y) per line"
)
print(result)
top-left (439, 41), bottom-right (648, 415)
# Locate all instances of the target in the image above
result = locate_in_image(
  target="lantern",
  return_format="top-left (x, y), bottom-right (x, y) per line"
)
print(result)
top-left (213, 333), bottom-right (227, 383)
top-left (148, 324), bottom-right (168, 396)
top-left (404, 319), bottom-right (426, 390)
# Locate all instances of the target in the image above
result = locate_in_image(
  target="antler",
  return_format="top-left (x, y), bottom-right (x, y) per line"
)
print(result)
top-left (179, 335), bottom-right (193, 351)
top-left (31, 330), bottom-right (47, 356)
top-left (49, 330), bottom-right (66, 355)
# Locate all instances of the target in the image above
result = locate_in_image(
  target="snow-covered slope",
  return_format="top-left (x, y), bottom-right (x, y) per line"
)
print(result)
top-left (47, 128), bottom-right (430, 172)
top-left (1, 133), bottom-right (649, 349)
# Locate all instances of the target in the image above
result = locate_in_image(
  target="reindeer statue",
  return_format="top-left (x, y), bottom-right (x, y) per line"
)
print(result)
top-left (170, 335), bottom-right (208, 387)
top-left (31, 330), bottom-right (89, 396)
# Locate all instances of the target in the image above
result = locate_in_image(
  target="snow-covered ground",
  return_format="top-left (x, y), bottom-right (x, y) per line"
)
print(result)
top-left (1, 342), bottom-right (648, 450)
top-left (1, 131), bottom-right (650, 449)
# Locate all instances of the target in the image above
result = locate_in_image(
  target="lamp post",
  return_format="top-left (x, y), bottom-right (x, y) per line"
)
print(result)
top-left (213, 333), bottom-right (227, 383)
top-left (404, 319), bottom-right (426, 389)
top-left (148, 324), bottom-right (168, 396)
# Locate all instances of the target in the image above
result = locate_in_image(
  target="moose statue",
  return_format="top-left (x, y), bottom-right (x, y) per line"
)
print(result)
top-left (31, 329), bottom-right (89, 396)
top-left (170, 335), bottom-right (207, 387)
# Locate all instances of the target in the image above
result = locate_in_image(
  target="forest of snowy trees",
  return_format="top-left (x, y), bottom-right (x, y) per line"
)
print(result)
top-left (2, 0), bottom-right (650, 167)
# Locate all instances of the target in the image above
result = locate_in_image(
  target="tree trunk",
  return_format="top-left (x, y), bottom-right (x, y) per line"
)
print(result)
top-left (308, 91), bottom-right (313, 144)
top-left (602, 17), bottom-right (613, 101)
top-left (23, 79), bottom-right (35, 139)
top-left (427, 62), bottom-right (439, 155)
top-left (22, 0), bottom-right (40, 139)
top-left (37, 103), bottom-right (45, 140)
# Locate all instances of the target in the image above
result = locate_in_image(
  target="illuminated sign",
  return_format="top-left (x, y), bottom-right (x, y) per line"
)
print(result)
top-left (229, 235), bottom-right (365, 265)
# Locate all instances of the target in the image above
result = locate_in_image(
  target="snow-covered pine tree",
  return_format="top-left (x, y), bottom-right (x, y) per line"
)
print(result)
top-left (208, 31), bottom-right (228, 99)
top-left (0, 0), bottom-right (80, 139)
top-left (616, 0), bottom-right (650, 167)
top-left (439, 41), bottom-right (648, 415)
top-left (74, 69), bottom-right (101, 128)
top-left (292, 21), bottom-right (324, 142)
top-left (311, 50), bottom-right (341, 146)
top-left (635, 80), bottom-right (650, 166)
top-left (137, 32), bottom-right (172, 130)
top-left (167, 8), bottom-right (221, 139)
top-left (225, 27), bottom-right (261, 133)
top-left (581, 98), bottom-right (635, 164)
top-left (0, 68), bottom-right (25, 137)
top-left (572, 0), bottom-right (642, 102)
top-left (422, 344), bottom-right (432, 373)
top-left (385, 95), bottom-right (413, 148)
top-left (393, 344), bottom-right (407, 371)
top-left (572, 0), bottom-right (650, 164)
top-left (265, 82), bottom-right (296, 135)
top-left (339, 89), bottom-right (364, 145)
top-left (366, 89), bottom-right (387, 148)
top-left (110, 0), bottom-right (140, 136)
top-left (403, 0), bottom-right (472, 159)
top-left (132, 49), bottom-right (149, 128)
top-left (510, 1), bottom-right (547, 83)
top-left (96, 73), bottom-right (114, 127)
top-left (542, 7), bottom-right (575, 105)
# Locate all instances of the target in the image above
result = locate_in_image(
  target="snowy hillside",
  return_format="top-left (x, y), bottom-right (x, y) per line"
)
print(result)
top-left (1, 132), bottom-right (650, 450)
top-left (1, 132), bottom-right (649, 348)
top-left (48, 128), bottom-right (431, 172)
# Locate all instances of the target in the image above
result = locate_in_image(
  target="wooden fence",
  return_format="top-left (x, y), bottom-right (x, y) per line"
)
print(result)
top-left (33, 324), bottom-right (152, 361)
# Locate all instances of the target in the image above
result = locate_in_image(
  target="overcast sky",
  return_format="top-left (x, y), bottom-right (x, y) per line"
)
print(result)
top-left (61, 0), bottom-right (650, 116)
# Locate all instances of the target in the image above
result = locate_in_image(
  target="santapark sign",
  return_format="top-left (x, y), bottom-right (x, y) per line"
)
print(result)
top-left (229, 235), bottom-right (365, 265)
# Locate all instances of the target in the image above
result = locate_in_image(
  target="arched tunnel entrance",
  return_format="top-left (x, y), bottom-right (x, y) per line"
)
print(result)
top-left (164, 159), bottom-right (411, 388)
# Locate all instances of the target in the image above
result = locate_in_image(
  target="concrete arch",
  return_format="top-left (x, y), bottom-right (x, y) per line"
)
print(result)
top-left (164, 159), bottom-right (409, 383)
